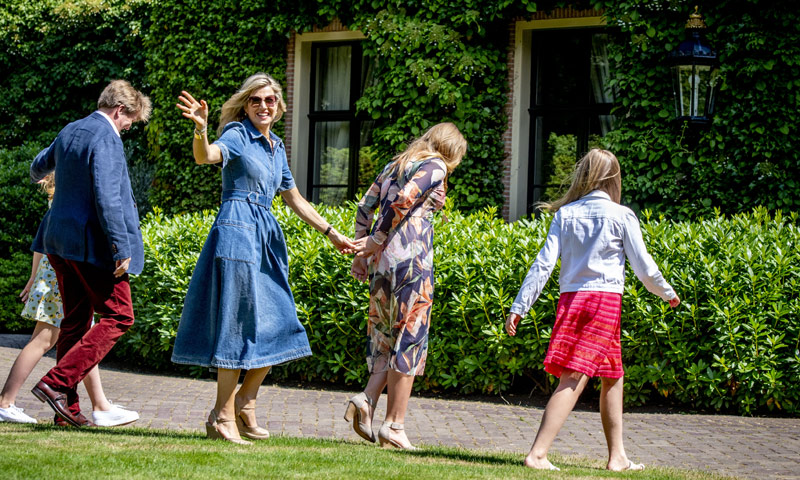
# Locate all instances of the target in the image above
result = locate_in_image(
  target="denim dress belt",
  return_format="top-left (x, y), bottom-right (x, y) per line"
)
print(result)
top-left (221, 190), bottom-right (271, 210)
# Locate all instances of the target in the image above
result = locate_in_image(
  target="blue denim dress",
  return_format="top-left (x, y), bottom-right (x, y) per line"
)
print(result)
top-left (171, 119), bottom-right (312, 369)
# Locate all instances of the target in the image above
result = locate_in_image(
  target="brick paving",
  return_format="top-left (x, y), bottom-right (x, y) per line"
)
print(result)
top-left (1, 334), bottom-right (798, 479)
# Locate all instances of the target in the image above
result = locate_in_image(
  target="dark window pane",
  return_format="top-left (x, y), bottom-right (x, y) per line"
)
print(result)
top-left (314, 45), bottom-right (352, 111)
top-left (538, 116), bottom-right (578, 204)
top-left (536, 32), bottom-right (582, 106)
top-left (358, 120), bottom-right (380, 185)
top-left (314, 187), bottom-right (348, 205)
top-left (309, 41), bottom-right (377, 206)
top-left (313, 121), bottom-right (350, 193)
top-left (590, 34), bottom-right (615, 104)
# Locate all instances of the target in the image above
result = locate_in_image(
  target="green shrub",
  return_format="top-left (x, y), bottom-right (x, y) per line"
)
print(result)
top-left (119, 202), bottom-right (799, 415)
top-left (0, 0), bottom-right (150, 151)
top-left (0, 145), bottom-right (49, 332)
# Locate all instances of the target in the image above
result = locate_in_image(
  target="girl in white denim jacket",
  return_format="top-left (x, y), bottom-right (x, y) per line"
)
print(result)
top-left (506, 149), bottom-right (680, 472)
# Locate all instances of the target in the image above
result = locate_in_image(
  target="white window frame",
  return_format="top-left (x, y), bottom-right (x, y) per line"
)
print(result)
top-left (290, 30), bottom-right (366, 198)
top-left (509, 16), bottom-right (605, 221)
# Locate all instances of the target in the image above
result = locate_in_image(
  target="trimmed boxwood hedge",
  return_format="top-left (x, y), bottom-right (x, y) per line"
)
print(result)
top-left (113, 202), bottom-right (800, 415)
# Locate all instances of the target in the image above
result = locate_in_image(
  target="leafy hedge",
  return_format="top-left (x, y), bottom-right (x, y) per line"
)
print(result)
top-left (0, 145), bottom-right (49, 331)
top-left (115, 203), bottom-right (800, 415)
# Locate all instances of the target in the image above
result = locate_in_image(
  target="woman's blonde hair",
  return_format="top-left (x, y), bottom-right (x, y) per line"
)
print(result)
top-left (218, 73), bottom-right (286, 136)
top-left (538, 148), bottom-right (621, 213)
top-left (40, 173), bottom-right (55, 201)
top-left (387, 122), bottom-right (467, 181)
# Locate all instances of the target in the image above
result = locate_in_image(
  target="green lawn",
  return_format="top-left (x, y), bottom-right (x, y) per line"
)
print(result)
top-left (0, 423), bottom-right (737, 479)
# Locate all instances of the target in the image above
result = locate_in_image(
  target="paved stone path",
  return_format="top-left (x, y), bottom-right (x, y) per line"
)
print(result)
top-left (1, 335), bottom-right (798, 479)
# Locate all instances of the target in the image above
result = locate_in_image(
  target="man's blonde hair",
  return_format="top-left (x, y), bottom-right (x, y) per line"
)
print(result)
top-left (97, 79), bottom-right (151, 122)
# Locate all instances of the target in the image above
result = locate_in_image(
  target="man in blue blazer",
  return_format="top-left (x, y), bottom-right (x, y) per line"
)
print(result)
top-left (29, 80), bottom-right (151, 427)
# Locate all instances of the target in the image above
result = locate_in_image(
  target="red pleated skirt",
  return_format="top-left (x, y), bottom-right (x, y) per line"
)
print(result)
top-left (544, 291), bottom-right (624, 379)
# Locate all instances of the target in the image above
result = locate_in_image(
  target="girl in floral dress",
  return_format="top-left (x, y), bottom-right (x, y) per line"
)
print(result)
top-left (345, 123), bottom-right (467, 449)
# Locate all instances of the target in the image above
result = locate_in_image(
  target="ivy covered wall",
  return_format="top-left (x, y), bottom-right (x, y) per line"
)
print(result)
top-left (2, 0), bottom-right (797, 217)
top-left (596, 0), bottom-right (800, 218)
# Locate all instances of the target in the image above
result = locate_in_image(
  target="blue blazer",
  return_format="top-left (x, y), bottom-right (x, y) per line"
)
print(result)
top-left (30, 111), bottom-right (144, 275)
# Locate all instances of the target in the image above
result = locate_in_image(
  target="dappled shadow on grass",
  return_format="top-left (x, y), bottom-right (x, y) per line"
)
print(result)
top-left (23, 423), bottom-right (201, 440)
top-left (391, 445), bottom-right (522, 467)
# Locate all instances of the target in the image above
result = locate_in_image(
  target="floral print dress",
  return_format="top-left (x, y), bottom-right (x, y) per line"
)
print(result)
top-left (355, 157), bottom-right (447, 376)
top-left (20, 255), bottom-right (63, 327)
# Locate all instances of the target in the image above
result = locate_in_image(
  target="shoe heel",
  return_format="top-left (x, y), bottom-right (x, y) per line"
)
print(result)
top-left (205, 422), bottom-right (221, 439)
top-left (343, 402), bottom-right (356, 422)
top-left (31, 387), bottom-right (46, 403)
top-left (378, 436), bottom-right (393, 449)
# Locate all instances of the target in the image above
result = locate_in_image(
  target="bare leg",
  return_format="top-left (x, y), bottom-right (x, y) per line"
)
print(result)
top-left (363, 369), bottom-right (388, 415)
top-left (600, 376), bottom-right (641, 471)
top-left (83, 366), bottom-right (113, 411)
top-left (0, 322), bottom-right (58, 408)
top-left (378, 369), bottom-right (415, 448)
top-left (524, 369), bottom-right (590, 470)
top-left (234, 366), bottom-right (271, 426)
top-left (213, 368), bottom-right (243, 440)
top-left (384, 370), bottom-right (414, 423)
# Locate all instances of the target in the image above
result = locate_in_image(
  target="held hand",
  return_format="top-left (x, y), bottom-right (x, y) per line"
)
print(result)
top-left (19, 277), bottom-right (35, 304)
top-left (668, 294), bottom-right (681, 308)
top-left (327, 229), bottom-right (358, 254)
top-left (114, 258), bottom-right (131, 278)
top-left (355, 236), bottom-right (382, 259)
top-left (505, 313), bottom-right (522, 336)
top-left (176, 90), bottom-right (209, 129)
top-left (351, 257), bottom-right (368, 283)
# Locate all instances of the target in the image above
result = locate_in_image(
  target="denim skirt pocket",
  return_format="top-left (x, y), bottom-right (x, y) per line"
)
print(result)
top-left (213, 219), bottom-right (257, 264)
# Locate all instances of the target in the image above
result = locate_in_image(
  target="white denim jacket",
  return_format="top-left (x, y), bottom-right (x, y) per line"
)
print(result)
top-left (510, 190), bottom-right (676, 317)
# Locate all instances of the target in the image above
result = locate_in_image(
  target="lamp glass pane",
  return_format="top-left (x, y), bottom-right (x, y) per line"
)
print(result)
top-left (678, 65), bottom-right (696, 116)
top-left (672, 65), bottom-right (685, 117)
top-left (695, 65), bottom-right (711, 117)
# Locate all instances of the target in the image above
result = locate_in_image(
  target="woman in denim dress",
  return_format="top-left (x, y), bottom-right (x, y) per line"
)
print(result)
top-left (172, 73), bottom-right (355, 444)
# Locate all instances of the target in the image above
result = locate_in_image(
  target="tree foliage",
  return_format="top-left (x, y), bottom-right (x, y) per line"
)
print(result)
top-left (594, 0), bottom-right (800, 217)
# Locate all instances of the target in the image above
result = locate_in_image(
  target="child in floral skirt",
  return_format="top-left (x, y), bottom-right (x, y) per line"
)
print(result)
top-left (506, 149), bottom-right (680, 471)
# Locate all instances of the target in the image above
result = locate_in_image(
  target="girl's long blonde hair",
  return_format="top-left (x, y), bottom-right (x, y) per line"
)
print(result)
top-left (40, 173), bottom-right (55, 201)
top-left (538, 148), bottom-right (621, 213)
top-left (217, 73), bottom-right (286, 136)
top-left (387, 122), bottom-right (467, 181)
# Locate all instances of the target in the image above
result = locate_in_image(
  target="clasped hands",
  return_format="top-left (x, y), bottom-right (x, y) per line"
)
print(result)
top-left (349, 236), bottom-right (382, 283)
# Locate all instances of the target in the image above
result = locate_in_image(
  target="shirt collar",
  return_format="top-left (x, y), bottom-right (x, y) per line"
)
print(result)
top-left (584, 190), bottom-right (611, 200)
top-left (96, 110), bottom-right (120, 137)
top-left (242, 118), bottom-right (282, 148)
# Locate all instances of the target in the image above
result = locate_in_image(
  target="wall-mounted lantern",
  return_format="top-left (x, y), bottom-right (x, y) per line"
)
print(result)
top-left (668, 6), bottom-right (719, 126)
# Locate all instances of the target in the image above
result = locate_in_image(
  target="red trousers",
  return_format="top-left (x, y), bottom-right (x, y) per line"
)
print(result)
top-left (42, 255), bottom-right (135, 414)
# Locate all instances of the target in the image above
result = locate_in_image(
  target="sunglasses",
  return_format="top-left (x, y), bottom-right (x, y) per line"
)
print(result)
top-left (248, 95), bottom-right (277, 107)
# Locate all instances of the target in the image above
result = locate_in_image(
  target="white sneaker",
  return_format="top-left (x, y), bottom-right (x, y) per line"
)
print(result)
top-left (0, 404), bottom-right (38, 424)
top-left (91, 402), bottom-right (139, 427)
